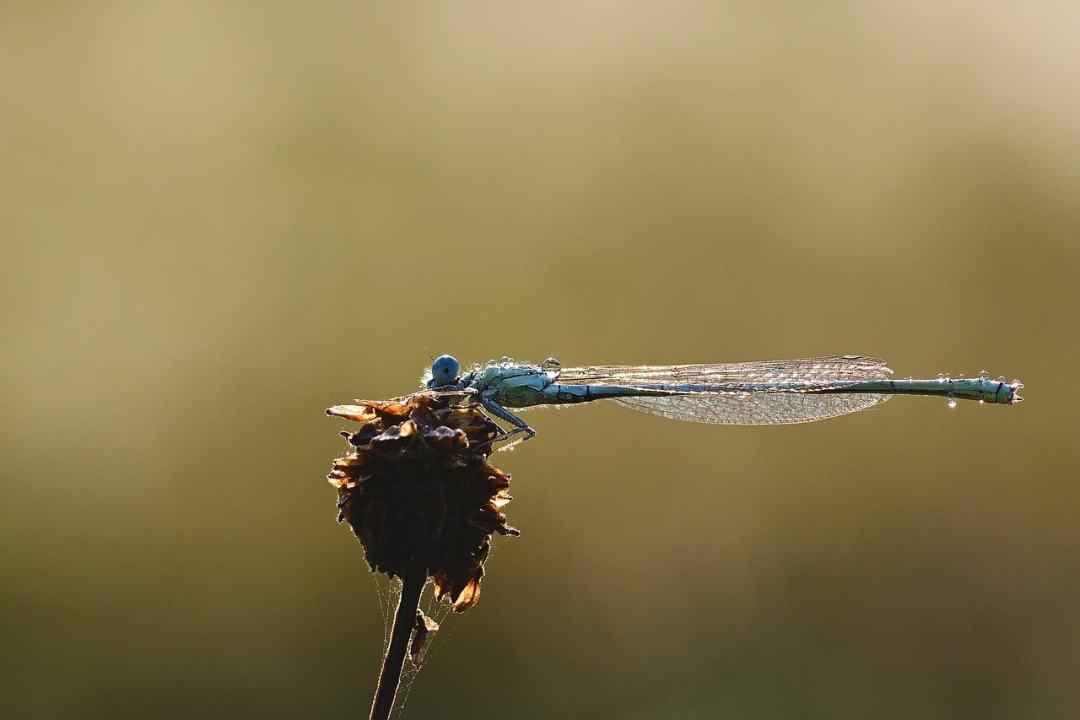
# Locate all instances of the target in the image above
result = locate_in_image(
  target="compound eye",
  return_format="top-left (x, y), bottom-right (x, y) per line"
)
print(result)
top-left (430, 355), bottom-right (460, 386)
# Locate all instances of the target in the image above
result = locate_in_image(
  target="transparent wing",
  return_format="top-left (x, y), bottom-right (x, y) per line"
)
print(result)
top-left (556, 355), bottom-right (891, 387)
top-left (613, 392), bottom-right (889, 425)
top-left (558, 355), bottom-right (893, 425)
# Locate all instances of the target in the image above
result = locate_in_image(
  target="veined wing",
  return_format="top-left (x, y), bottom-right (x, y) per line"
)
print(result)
top-left (556, 355), bottom-right (893, 425)
top-left (556, 355), bottom-right (891, 387)
top-left (613, 391), bottom-right (890, 425)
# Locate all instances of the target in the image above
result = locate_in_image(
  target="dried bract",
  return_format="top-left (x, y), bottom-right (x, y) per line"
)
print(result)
top-left (409, 609), bottom-right (440, 668)
top-left (327, 392), bottom-right (519, 612)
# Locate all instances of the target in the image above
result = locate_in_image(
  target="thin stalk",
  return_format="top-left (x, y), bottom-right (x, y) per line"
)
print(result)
top-left (369, 565), bottom-right (426, 720)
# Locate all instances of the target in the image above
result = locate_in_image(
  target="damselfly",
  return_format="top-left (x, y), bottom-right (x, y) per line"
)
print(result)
top-left (414, 354), bottom-right (1022, 448)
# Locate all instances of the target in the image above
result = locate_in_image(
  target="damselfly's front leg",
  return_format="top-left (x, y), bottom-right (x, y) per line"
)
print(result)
top-left (479, 395), bottom-right (537, 451)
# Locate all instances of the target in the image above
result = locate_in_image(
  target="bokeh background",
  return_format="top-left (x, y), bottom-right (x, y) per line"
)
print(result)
top-left (3, 2), bottom-right (1078, 718)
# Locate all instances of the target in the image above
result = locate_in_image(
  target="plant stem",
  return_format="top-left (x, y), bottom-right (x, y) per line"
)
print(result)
top-left (369, 565), bottom-right (426, 720)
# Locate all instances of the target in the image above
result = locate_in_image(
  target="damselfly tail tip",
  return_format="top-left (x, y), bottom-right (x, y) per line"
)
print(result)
top-left (1009, 380), bottom-right (1024, 404)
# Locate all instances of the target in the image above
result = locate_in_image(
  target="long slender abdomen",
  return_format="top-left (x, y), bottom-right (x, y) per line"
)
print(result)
top-left (540, 383), bottom-right (672, 405)
top-left (828, 376), bottom-right (1022, 404)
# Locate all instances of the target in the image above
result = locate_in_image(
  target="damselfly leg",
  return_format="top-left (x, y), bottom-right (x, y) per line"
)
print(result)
top-left (479, 397), bottom-right (537, 451)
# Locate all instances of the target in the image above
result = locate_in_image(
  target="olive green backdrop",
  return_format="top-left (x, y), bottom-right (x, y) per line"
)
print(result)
top-left (3, 2), bottom-right (1078, 718)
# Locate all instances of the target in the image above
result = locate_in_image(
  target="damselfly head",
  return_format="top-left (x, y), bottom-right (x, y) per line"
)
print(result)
top-left (431, 354), bottom-right (460, 386)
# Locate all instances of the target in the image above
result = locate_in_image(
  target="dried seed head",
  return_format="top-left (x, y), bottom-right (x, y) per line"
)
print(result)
top-left (327, 392), bottom-right (519, 612)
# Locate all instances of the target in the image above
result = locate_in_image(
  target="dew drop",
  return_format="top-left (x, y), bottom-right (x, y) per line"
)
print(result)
top-left (947, 397), bottom-right (958, 409)
top-left (541, 357), bottom-right (561, 372)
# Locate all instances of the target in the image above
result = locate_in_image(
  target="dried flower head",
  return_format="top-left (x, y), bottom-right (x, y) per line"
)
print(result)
top-left (327, 392), bottom-right (519, 612)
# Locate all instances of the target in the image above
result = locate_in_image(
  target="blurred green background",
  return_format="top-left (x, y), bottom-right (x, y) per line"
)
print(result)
top-left (2, 2), bottom-right (1078, 718)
